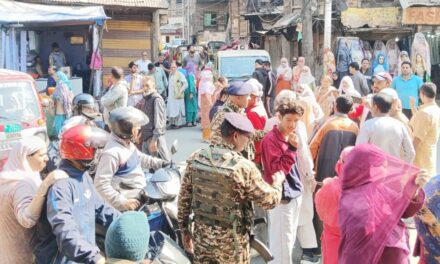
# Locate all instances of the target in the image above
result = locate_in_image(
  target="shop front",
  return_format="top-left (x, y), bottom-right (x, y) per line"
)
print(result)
top-left (402, 6), bottom-right (440, 95)
top-left (0, 0), bottom-right (108, 96)
top-left (338, 6), bottom-right (415, 79)
top-left (337, 5), bottom-right (440, 93)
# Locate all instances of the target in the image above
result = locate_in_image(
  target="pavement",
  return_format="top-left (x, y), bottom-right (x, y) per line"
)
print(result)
top-left (164, 123), bottom-right (440, 264)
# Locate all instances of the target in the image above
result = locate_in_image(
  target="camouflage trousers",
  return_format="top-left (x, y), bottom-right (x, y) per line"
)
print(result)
top-left (193, 222), bottom-right (250, 264)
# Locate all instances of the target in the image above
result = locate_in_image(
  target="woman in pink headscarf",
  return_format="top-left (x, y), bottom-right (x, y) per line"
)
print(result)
top-left (315, 146), bottom-right (354, 264)
top-left (338, 144), bottom-right (429, 264)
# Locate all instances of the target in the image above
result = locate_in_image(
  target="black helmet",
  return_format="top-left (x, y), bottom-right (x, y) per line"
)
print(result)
top-left (109, 106), bottom-right (149, 140)
top-left (73, 93), bottom-right (99, 119)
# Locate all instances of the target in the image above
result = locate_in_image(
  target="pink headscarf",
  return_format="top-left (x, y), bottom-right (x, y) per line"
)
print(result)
top-left (338, 144), bottom-right (419, 264)
top-left (315, 146), bottom-right (354, 264)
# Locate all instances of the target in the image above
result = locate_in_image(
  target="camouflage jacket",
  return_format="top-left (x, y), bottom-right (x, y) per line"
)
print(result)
top-left (178, 144), bottom-right (282, 236)
top-left (209, 102), bottom-right (266, 160)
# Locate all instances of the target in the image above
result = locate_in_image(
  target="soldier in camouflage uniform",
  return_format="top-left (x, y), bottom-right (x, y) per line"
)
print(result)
top-left (178, 112), bottom-right (285, 264)
top-left (210, 81), bottom-right (265, 160)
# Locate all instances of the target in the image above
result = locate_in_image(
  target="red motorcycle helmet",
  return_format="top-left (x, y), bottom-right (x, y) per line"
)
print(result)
top-left (60, 125), bottom-right (109, 161)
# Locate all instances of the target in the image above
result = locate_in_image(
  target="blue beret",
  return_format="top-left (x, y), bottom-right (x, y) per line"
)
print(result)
top-left (224, 112), bottom-right (255, 134)
top-left (227, 81), bottom-right (253, 96)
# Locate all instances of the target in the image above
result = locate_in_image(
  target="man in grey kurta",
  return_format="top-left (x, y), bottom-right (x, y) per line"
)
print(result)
top-left (100, 67), bottom-right (128, 125)
top-left (349, 62), bottom-right (370, 96)
top-left (147, 63), bottom-right (168, 99)
top-left (139, 76), bottom-right (171, 161)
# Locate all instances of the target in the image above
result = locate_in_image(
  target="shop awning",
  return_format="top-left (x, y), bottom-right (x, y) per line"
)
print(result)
top-left (0, 0), bottom-right (108, 26)
top-left (345, 26), bottom-right (415, 40)
top-left (271, 11), bottom-right (301, 32)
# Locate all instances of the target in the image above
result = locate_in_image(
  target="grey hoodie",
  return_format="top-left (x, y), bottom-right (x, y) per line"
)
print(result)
top-left (94, 134), bottom-right (165, 211)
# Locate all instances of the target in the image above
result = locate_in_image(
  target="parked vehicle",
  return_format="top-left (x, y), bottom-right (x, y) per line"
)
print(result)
top-left (215, 49), bottom-right (271, 82)
top-left (0, 69), bottom-right (48, 170)
top-left (207, 41), bottom-right (226, 51)
top-left (169, 45), bottom-right (204, 65)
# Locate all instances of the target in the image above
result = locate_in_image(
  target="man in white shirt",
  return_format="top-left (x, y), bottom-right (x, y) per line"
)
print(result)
top-left (135, 51), bottom-right (152, 75)
top-left (124, 61), bottom-right (143, 107)
top-left (356, 93), bottom-right (415, 163)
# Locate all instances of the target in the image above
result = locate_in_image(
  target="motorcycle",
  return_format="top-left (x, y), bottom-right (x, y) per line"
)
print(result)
top-left (96, 140), bottom-right (190, 263)
top-left (96, 139), bottom-right (273, 263)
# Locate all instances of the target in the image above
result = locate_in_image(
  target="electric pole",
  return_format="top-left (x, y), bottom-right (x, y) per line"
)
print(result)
top-left (301, 0), bottom-right (316, 74)
top-left (282, 0), bottom-right (292, 60)
top-left (323, 0), bottom-right (332, 50)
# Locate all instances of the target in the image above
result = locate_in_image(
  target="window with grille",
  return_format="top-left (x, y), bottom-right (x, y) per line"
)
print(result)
top-left (204, 13), bottom-right (217, 27)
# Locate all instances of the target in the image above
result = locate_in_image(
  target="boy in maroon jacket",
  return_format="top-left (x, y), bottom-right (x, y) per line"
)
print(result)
top-left (261, 97), bottom-right (304, 264)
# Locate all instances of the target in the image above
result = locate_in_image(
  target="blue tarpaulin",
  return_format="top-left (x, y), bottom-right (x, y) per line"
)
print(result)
top-left (0, 0), bottom-right (108, 25)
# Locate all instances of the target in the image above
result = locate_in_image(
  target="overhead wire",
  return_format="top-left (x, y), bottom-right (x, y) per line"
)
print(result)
top-left (250, 0), bottom-right (283, 23)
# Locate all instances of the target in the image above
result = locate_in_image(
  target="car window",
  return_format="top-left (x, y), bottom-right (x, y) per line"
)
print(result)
top-left (0, 81), bottom-right (40, 122)
top-left (220, 56), bottom-right (269, 78)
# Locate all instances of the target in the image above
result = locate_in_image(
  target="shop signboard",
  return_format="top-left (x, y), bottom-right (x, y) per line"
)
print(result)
top-left (400, 0), bottom-right (440, 9)
top-left (341, 7), bottom-right (401, 28)
top-left (402, 7), bottom-right (440, 25)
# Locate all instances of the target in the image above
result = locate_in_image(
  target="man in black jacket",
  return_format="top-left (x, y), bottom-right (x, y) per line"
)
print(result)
top-left (252, 59), bottom-right (271, 116)
top-left (264, 60), bottom-right (276, 117)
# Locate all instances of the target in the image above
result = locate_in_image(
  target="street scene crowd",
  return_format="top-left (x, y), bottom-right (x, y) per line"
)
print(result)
top-left (0, 38), bottom-right (440, 264)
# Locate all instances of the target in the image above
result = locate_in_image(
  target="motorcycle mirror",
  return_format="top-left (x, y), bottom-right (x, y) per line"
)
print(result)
top-left (171, 139), bottom-right (178, 155)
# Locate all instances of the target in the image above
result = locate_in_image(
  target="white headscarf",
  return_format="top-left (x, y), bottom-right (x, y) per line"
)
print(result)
top-left (277, 58), bottom-right (293, 81)
top-left (0, 136), bottom-right (46, 186)
top-left (298, 66), bottom-right (315, 85)
top-left (246, 78), bottom-right (263, 98)
top-left (339, 76), bottom-right (361, 97)
top-left (297, 84), bottom-right (317, 102)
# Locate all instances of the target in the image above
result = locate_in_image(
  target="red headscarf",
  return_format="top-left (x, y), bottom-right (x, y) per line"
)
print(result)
top-left (338, 144), bottom-right (419, 264)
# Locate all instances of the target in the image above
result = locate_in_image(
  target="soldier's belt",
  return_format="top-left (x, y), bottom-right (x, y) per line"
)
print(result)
top-left (194, 213), bottom-right (247, 231)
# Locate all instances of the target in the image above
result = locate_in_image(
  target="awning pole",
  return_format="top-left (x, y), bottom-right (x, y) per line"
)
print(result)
top-left (323, 0), bottom-right (332, 50)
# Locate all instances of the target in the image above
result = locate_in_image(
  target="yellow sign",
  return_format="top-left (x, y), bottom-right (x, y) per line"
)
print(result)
top-left (341, 7), bottom-right (401, 28)
top-left (402, 7), bottom-right (440, 25)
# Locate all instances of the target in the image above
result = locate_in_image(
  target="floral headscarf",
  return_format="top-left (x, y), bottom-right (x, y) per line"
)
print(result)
top-left (415, 175), bottom-right (440, 264)
top-left (53, 71), bottom-right (74, 117)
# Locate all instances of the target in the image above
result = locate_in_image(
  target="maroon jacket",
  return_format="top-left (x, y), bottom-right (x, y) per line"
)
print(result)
top-left (261, 126), bottom-right (303, 199)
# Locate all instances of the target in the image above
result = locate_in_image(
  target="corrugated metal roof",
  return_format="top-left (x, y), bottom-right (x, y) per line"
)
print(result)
top-left (271, 10), bottom-right (301, 31)
top-left (19, 0), bottom-right (168, 9)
